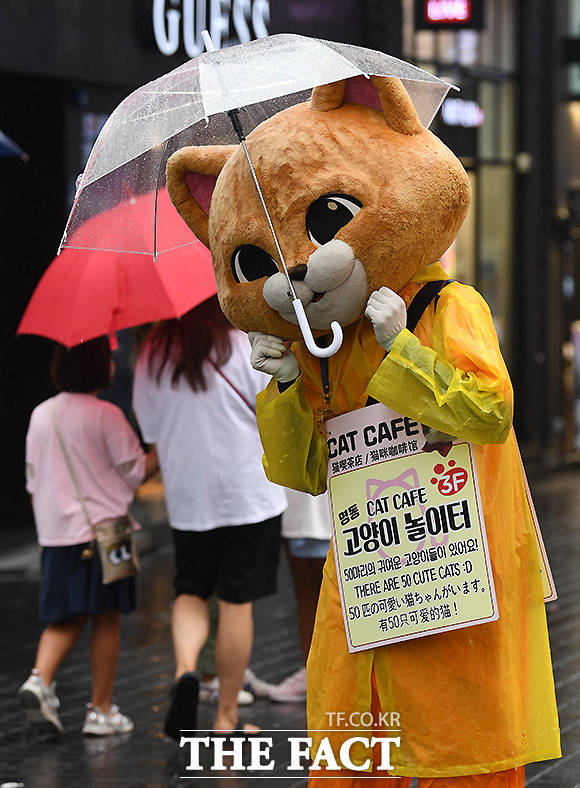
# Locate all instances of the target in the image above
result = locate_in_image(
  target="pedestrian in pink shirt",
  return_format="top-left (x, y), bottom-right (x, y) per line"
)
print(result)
top-left (18, 337), bottom-right (158, 735)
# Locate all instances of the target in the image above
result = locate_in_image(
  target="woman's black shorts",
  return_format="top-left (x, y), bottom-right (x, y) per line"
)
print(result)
top-left (171, 515), bottom-right (282, 604)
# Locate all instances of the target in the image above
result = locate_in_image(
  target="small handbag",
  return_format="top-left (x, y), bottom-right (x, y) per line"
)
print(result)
top-left (51, 400), bottom-right (139, 584)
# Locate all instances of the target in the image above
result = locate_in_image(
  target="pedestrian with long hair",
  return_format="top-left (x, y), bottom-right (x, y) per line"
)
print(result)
top-left (132, 296), bottom-right (286, 738)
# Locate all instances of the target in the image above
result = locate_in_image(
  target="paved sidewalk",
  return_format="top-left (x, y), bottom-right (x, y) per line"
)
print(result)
top-left (0, 469), bottom-right (578, 787)
top-left (0, 519), bottom-right (308, 788)
top-left (524, 470), bottom-right (580, 787)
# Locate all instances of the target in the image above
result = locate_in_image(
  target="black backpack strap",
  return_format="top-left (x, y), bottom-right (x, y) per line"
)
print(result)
top-left (405, 279), bottom-right (453, 334)
top-left (365, 279), bottom-right (453, 406)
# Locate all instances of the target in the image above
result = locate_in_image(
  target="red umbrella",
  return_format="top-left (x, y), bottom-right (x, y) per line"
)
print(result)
top-left (18, 189), bottom-right (215, 347)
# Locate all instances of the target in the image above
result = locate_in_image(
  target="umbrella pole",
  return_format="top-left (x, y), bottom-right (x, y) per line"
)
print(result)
top-left (229, 113), bottom-right (295, 298)
top-left (202, 30), bottom-right (343, 359)
top-left (232, 113), bottom-right (342, 358)
top-left (153, 140), bottom-right (169, 263)
top-left (228, 109), bottom-right (342, 359)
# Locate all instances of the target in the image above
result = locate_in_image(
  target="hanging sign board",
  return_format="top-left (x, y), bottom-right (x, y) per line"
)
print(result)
top-left (514, 444), bottom-right (558, 602)
top-left (326, 403), bottom-right (498, 653)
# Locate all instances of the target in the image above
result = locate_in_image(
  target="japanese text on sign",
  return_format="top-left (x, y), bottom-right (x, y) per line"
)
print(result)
top-left (326, 404), bottom-right (498, 653)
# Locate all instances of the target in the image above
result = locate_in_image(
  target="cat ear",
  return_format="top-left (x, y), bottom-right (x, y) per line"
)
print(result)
top-left (311, 75), bottom-right (422, 136)
top-left (166, 145), bottom-right (236, 248)
top-left (310, 80), bottom-right (346, 111)
top-left (370, 76), bottom-right (422, 135)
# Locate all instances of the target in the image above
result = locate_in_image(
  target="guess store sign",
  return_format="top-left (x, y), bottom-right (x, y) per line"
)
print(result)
top-left (152, 0), bottom-right (270, 57)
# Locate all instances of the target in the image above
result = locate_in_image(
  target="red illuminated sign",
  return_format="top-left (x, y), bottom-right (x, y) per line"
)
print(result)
top-left (414, 0), bottom-right (483, 30)
top-left (425, 0), bottom-right (471, 24)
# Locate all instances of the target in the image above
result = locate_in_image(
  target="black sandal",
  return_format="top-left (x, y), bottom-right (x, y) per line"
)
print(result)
top-left (164, 672), bottom-right (200, 741)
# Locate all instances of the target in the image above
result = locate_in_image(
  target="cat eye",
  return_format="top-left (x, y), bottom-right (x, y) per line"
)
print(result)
top-left (231, 245), bottom-right (279, 283)
top-left (108, 540), bottom-right (132, 565)
top-left (120, 543), bottom-right (132, 561)
top-left (108, 547), bottom-right (123, 566)
top-left (306, 193), bottom-right (362, 247)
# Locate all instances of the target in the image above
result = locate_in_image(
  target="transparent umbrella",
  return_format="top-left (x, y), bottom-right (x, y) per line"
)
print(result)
top-left (61, 33), bottom-right (454, 355)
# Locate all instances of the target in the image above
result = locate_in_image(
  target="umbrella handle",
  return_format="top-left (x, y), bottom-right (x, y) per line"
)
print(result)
top-left (292, 299), bottom-right (343, 358)
top-left (202, 30), bottom-right (216, 52)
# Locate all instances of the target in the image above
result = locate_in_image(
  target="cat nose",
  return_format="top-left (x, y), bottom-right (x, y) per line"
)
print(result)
top-left (289, 263), bottom-right (308, 281)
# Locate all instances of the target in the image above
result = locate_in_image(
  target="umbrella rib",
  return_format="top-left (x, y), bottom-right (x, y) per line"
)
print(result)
top-left (132, 69), bottom-right (340, 122)
top-left (237, 138), bottom-right (296, 299)
top-left (64, 240), bottom-right (200, 256)
top-left (158, 240), bottom-right (202, 254)
top-left (65, 245), bottom-right (163, 256)
top-left (126, 100), bottom-right (199, 124)
top-left (137, 89), bottom-right (204, 96)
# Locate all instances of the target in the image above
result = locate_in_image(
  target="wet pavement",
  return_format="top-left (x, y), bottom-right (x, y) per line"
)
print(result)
top-left (0, 468), bottom-right (579, 787)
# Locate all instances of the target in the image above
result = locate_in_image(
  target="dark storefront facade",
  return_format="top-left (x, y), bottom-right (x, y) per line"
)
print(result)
top-left (0, 0), bottom-right (400, 532)
top-left (0, 0), bottom-right (565, 534)
top-left (404, 0), bottom-right (567, 464)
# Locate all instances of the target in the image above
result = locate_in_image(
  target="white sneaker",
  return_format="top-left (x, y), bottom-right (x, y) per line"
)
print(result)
top-left (82, 703), bottom-right (134, 735)
top-left (199, 676), bottom-right (254, 705)
top-left (243, 667), bottom-right (276, 699)
top-left (18, 672), bottom-right (63, 733)
top-left (269, 667), bottom-right (307, 703)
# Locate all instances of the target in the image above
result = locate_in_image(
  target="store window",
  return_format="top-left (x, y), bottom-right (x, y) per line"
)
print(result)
top-left (569, 0), bottom-right (580, 95)
top-left (478, 80), bottom-right (513, 163)
top-left (477, 0), bottom-right (514, 71)
top-left (478, 164), bottom-right (513, 349)
top-left (404, 0), bottom-right (514, 70)
top-left (402, 0), bottom-right (515, 360)
top-left (498, 81), bottom-right (514, 160)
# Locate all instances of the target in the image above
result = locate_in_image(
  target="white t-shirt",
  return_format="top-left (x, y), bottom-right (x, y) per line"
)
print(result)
top-left (26, 393), bottom-right (146, 546)
top-left (132, 329), bottom-right (287, 531)
top-left (282, 488), bottom-right (333, 541)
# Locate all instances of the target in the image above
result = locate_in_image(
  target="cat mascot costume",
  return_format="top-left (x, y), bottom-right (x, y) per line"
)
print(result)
top-left (166, 75), bottom-right (560, 786)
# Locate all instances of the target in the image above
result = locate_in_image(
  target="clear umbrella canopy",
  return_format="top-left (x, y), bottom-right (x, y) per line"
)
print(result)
top-left (60, 34), bottom-right (453, 258)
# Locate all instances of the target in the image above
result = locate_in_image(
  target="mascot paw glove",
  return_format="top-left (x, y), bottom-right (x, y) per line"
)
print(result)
top-left (365, 287), bottom-right (407, 352)
top-left (249, 332), bottom-right (300, 383)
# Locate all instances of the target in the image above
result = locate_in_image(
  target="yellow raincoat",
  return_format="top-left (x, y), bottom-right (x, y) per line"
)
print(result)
top-left (256, 262), bottom-right (560, 777)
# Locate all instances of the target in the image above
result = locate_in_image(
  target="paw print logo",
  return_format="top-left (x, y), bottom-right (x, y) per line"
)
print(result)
top-left (430, 459), bottom-right (468, 496)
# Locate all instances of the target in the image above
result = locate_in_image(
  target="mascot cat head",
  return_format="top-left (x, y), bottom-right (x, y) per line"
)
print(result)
top-left (166, 76), bottom-right (471, 340)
